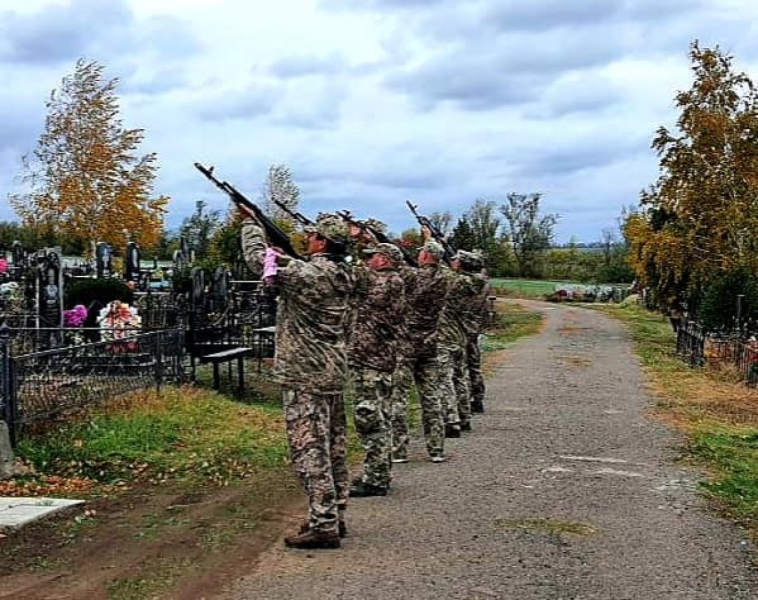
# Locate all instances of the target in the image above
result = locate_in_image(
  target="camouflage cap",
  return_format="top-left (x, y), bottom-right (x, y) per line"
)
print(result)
top-left (362, 217), bottom-right (387, 234)
top-left (306, 213), bottom-right (350, 245)
top-left (421, 240), bottom-right (445, 260)
top-left (363, 242), bottom-right (404, 264)
top-left (455, 249), bottom-right (484, 268)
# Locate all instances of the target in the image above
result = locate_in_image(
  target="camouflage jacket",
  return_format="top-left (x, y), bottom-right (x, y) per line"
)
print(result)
top-left (462, 272), bottom-right (490, 336)
top-left (438, 268), bottom-right (468, 350)
top-left (404, 263), bottom-right (449, 358)
top-left (348, 266), bottom-right (406, 372)
top-left (241, 218), bottom-right (354, 393)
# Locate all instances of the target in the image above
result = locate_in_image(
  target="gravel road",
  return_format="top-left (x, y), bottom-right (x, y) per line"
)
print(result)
top-left (220, 301), bottom-right (758, 600)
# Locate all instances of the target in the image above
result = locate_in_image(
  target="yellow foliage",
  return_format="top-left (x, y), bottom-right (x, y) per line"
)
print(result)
top-left (10, 59), bottom-right (168, 250)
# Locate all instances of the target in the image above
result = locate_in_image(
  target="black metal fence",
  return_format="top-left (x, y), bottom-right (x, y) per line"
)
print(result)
top-left (676, 319), bottom-right (758, 384)
top-left (0, 326), bottom-right (185, 445)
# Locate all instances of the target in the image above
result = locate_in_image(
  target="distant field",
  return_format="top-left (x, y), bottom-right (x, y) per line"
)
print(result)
top-left (489, 278), bottom-right (582, 299)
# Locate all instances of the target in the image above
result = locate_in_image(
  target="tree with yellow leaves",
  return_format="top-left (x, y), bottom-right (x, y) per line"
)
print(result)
top-left (627, 42), bottom-right (758, 308)
top-left (10, 59), bottom-right (168, 251)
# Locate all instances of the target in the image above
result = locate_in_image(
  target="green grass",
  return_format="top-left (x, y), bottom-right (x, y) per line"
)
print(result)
top-left (482, 301), bottom-right (544, 352)
top-left (600, 302), bottom-right (758, 534)
top-left (689, 431), bottom-right (758, 523)
top-left (490, 278), bottom-right (582, 299)
top-left (495, 517), bottom-right (596, 536)
top-left (15, 386), bottom-right (289, 488)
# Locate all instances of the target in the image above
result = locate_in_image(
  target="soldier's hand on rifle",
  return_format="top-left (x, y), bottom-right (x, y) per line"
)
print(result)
top-left (420, 224), bottom-right (433, 242)
top-left (236, 204), bottom-right (256, 221)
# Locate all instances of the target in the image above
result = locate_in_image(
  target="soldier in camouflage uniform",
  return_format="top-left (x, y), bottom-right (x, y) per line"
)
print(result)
top-left (389, 264), bottom-right (415, 464)
top-left (391, 239), bottom-right (449, 462)
top-left (437, 259), bottom-right (474, 437)
top-left (458, 250), bottom-right (489, 414)
top-left (241, 211), bottom-right (354, 550)
top-left (348, 243), bottom-right (406, 497)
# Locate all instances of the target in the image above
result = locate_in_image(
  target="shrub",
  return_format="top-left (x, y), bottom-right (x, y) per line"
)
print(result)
top-left (699, 267), bottom-right (758, 334)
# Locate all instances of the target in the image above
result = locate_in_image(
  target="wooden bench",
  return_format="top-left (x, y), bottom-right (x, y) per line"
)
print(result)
top-left (199, 347), bottom-right (255, 392)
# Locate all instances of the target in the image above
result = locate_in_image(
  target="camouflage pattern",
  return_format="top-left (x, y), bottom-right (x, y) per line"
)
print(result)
top-left (282, 389), bottom-right (348, 534)
top-left (468, 336), bottom-right (485, 407)
top-left (362, 242), bottom-right (405, 264)
top-left (438, 268), bottom-right (484, 426)
top-left (305, 213), bottom-right (351, 245)
top-left (463, 272), bottom-right (490, 408)
top-left (438, 345), bottom-right (471, 427)
top-left (409, 354), bottom-right (446, 457)
top-left (422, 240), bottom-right (445, 260)
top-left (241, 218), bottom-right (354, 393)
top-left (352, 369), bottom-right (394, 488)
top-left (402, 261), bottom-right (449, 458)
top-left (348, 265), bottom-right (405, 373)
top-left (349, 260), bottom-right (405, 488)
top-left (241, 216), bottom-right (353, 535)
top-left (390, 360), bottom-right (413, 460)
top-left (405, 263), bottom-right (448, 359)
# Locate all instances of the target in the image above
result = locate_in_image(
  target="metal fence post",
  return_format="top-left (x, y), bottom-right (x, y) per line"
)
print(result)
top-left (0, 323), bottom-right (17, 447)
top-left (154, 331), bottom-right (164, 392)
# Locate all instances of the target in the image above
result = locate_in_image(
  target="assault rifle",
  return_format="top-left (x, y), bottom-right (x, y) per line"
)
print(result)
top-left (337, 210), bottom-right (418, 267)
top-left (405, 200), bottom-right (455, 262)
top-left (194, 162), bottom-right (303, 260)
top-left (273, 199), bottom-right (315, 228)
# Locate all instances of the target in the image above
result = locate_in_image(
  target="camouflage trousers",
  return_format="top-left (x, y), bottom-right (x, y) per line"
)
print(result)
top-left (391, 353), bottom-right (445, 458)
top-left (390, 361), bottom-right (413, 460)
top-left (467, 335), bottom-right (485, 406)
top-left (353, 368), bottom-right (393, 488)
top-left (438, 344), bottom-right (471, 427)
top-left (282, 388), bottom-right (348, 535)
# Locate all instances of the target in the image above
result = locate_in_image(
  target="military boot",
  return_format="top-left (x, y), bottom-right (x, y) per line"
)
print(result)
top-left (471, 399), bottom-right (485, 414)
top-left (284, 529), bottom-right (341, 549)
top-left (445, 424), bottom-right (461, 438)
top-left (349, 480), bottom-right (388, 497)
top-left (299, 520), bottom-right (347, 538)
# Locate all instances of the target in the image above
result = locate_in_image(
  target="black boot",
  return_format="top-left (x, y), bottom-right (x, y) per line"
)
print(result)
top-left (349, 480), bottom-right (388, 497)
top-left (445, 424), bottom-right (461, 438)
top-left (285, 529), bottom-right (341, 549)
top-left (471, 400), bottom-right (485, 414)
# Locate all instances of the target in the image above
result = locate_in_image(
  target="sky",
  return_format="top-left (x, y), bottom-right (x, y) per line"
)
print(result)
top-left (1, 0), bottom-right (757, 244)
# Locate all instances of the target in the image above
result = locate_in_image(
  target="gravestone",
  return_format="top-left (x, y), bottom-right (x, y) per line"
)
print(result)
top-left (0, 421), bottom-right (16, 480)
top-left (96, 242), bottom-right (112, 278)
top-left (125, 241), bottom-right (141, 282)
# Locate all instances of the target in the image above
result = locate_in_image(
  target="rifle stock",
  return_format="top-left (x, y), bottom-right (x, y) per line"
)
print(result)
top-left (194, 163), bottom-right (303, 260)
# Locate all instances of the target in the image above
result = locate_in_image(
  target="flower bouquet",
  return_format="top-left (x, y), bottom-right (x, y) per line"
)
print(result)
top-left (63, 304), bottom-right (88, 345)
top-left (97, 300), bottom-right (142, 353)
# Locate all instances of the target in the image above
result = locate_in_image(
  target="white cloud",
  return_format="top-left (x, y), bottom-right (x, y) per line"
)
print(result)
top-left (1, 0), bottom-right (757, 244)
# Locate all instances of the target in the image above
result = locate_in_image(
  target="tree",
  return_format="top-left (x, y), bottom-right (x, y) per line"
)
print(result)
top-left (428, 211), bottom-right (453, 238)
top-left (261, 164), bottom-right (301, 225)
top-left (450, 216), bottom-right (476, 251)
top-left (500, 193), bottom-right (558, 278)
top-left (463, 200), bottom-right (509, 274)
top-left (9, 59), bottom-right (168, 251)
top-left (626, 42), bottom-right (758, 307)
top-left (179, 200), bottom-right (221, 261)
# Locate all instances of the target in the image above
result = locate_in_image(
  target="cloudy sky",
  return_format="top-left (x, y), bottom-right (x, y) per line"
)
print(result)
top-left (1, 0), bottom-right (757, 243)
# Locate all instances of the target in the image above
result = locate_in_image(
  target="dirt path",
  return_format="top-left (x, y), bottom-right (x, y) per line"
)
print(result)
top-left (219, 301), bottom-right (758, 600)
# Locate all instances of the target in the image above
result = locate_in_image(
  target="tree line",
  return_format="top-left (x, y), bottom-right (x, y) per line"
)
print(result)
top-left (4, 58), bottom-right (632, 285)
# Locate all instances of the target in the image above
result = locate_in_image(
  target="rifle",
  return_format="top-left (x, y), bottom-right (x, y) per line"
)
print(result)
top-left (337, 210), bottom-right (418, 267)
top-left (405, 200), bottom-right (456, 262)
top-left (194, 163), bottom-right (303, 260)
top-left (273, 199), bottom-right (315, 228)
